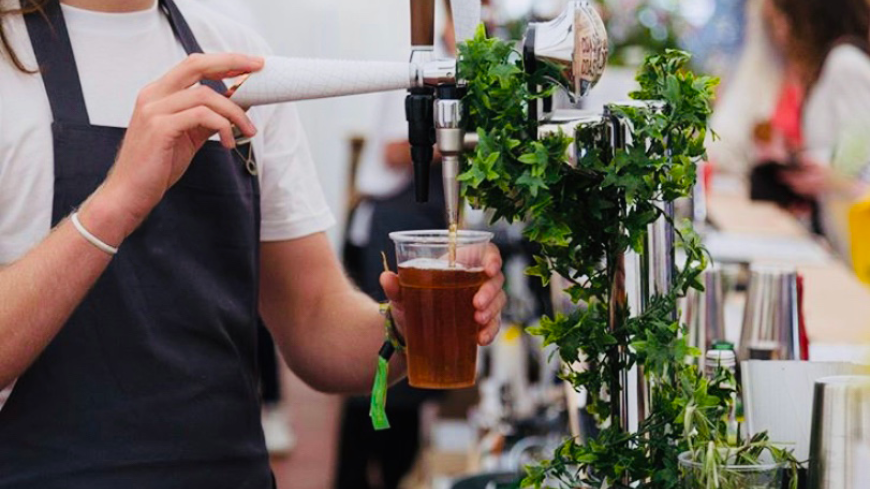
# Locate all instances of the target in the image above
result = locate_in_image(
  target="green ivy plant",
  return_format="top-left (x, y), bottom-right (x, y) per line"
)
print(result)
top-left (457, 27), bottom-right (799, 489)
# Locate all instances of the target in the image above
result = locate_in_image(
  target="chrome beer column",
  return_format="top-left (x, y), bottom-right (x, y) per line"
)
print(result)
top-left (537, 101), bottom-right (674, 452)
top-left (605, 100), bottom-right (675, 440)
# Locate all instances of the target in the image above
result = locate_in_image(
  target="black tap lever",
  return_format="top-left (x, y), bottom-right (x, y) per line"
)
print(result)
top-left (406, 87), bottom-right (436, 203)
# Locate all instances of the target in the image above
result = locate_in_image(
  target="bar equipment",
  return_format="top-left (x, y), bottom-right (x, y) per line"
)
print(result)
top-left (684, 265), bottom-right (727, 364)
top-left (540, 102), bottom-right (675, 458)
top-left (739, 264), bottom-right (803, 361)
top-left (742, 361), bottom-right (869, 465)
top-left (228, 0), bottom-right (608, 226)
top-left (809, 375), bottom-right (870, 489)
top-left (222, 1), bottom-right (692, 479)
top-left (606, 100), bottom-right (674, 439)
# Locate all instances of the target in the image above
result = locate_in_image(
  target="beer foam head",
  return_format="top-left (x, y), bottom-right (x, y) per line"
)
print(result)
top-left (399, 258), bottom-right (477, 271)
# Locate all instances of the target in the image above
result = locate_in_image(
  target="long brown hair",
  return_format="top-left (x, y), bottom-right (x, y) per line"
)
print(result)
top-left (1, 0), bottom-right (47, 73)
top-left (771, 0), bottom-right (870, 87)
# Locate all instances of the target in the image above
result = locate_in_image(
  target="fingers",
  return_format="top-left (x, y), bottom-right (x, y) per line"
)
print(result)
top-left (166, 106), bottom-right (236, 149)
top-left (154, 53), bottom-right (265, 96)
top-left (475, 289), bottom-right (506, 327)
top-left (379, 271), bottom-right (401, 304)
top-left (474, 271), bottom-right (505, 310)
top-left (474, 243), bottom-right (505, 342)
top-left (478, 314), bottom-right (501, 346)
top-left (150, 85), bottom-right (257, 138)
top-left (483, 243), bottom-right (503, 277)
top-left (380, 271), bottom-right (407, 336)
top-left (780, 170), bottom-right (822, 197)
top-left (474, 242), bottom-right (506, 313)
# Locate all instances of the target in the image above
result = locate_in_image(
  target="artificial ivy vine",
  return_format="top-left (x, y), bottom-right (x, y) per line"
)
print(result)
top-left (458, 27), bottom-right (797, 488)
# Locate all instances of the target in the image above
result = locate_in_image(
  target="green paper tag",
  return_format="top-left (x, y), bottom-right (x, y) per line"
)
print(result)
top-left (369, 356), bottom-right (391, 431)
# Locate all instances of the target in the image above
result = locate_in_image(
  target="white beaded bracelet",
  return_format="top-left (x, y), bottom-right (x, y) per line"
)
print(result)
top-left (71, 211), bottom-right (119, 256)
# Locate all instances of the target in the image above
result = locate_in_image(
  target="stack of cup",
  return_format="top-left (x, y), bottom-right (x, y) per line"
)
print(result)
top-left (809, 376), bottom-right (870, 489)
top-left (738, 264), bottom-right (801, 361)
top-left (684, 264), bottom-right (726, 364)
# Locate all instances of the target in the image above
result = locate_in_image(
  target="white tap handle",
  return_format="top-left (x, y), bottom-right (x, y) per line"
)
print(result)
top-left (451, 0), bottom-right (482, 43)
top-left (230, 56), bottom-right (414, 107)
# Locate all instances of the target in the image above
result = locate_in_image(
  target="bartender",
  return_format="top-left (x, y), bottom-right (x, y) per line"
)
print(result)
top-left (0, 1), bottom-right (507, 488)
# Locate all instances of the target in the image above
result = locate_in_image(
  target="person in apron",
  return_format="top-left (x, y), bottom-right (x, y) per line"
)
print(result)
top-left (0, 1), bottom-right (507, 488)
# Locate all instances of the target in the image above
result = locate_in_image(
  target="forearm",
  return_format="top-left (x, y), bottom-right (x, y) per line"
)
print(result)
top-left (299, 286), bottom-right (406, 394)
top-left (259, 235), bottom-right (406, 395)
top-left (0, 188), bottom-right (135, 388)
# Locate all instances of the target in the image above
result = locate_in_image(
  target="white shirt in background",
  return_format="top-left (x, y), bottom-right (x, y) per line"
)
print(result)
top-left (804, 45), bottom-right (870, 158)
top-left (803, 44), bottom-right (870, 259)
top-left (355, 90), bottom-right (412, 199)
top-left (707, 0), bottom-right (783, 175)
top-left (346, 90), bottom-right (409, 247)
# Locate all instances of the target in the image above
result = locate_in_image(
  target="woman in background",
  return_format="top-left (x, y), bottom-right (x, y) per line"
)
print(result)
top-left (706, 0), bottom-right (787, 175)
top-left (771, 0), bottom-right (870, 259)
top-left (707, 0), bottom-right (814, 221)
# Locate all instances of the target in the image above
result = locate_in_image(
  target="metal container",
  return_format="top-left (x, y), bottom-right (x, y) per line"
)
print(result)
top-left (684, 265), bottom-right (726, 364)
top-left (527, 0), bottom-right (608, 99)
top-left (605, 103), bottom-right (675, 462)
top-left (538, 110), bottom-right (607, 169)
top-left (809, 375), bottom-right (870, 489)
top-left (738, 264), bottom-right (801, 361)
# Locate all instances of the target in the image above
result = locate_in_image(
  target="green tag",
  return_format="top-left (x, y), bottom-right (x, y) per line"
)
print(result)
top-left (369, 356), bottom-right (391, 430)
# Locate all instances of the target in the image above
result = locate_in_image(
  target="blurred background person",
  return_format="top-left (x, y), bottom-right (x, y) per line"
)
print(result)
top-left (769, 0), bottom-right (870, 260)
top-left (706, 0), bottom-right (799, 177)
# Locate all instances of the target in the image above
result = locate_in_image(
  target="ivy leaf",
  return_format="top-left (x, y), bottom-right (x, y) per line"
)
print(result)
top-left (517, 170), bottom-right (548, 197)
top-left (459, 33), bottom-right (725, 488)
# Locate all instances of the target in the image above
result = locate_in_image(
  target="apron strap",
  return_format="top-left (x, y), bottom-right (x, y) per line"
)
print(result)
top-left (23, 0), bottom-right (90, 125)
top-left (159, 0), bottom-right (228, 94)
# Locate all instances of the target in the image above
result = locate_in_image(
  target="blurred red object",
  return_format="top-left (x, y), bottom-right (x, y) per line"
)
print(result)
top-left (797, 274), bottom-right (810, 360)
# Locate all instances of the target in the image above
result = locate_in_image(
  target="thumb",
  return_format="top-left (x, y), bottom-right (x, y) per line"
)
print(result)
top-left (380, 271), bottom-right (401, 304)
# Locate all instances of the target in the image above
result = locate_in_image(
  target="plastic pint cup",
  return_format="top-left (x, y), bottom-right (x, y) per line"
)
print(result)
top-left (389, 230), bottom-right (493, 389)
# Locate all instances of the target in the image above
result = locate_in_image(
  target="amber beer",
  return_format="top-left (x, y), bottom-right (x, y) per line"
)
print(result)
top-left (399, 261), bottom-right (486, 389)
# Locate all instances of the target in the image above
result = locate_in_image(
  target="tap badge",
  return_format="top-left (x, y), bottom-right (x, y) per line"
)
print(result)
top-left (574, 1), bottom-right (608, 98)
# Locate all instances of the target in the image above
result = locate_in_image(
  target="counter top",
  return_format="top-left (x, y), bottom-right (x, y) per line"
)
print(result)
top-left (708, 191), bottom-right (809, 239)
top-left (707, 178), bottom-right (870, 347)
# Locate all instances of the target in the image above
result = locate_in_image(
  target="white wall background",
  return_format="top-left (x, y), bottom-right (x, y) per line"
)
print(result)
top-left (233, 0), bottom-right (423, 247)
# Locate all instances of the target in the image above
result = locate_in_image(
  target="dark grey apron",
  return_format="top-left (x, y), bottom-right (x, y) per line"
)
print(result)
top-left (0, 1), bottom-right (273, 487)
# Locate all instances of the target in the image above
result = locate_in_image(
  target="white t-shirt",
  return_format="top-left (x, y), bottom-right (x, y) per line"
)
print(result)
top-left (804, 45), bottom-right (870, 160)
top-left (803, 44), bottom-right (870, 258)
top-left (0, 0), bottom-right (335, 266)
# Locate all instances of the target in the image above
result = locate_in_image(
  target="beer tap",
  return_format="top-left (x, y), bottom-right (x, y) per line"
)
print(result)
top-left (224, 0), bottom-right (656, 454)
top-left (434, 0), bottom-right (482, 225)
top-left (407, 0), bottom-right (437, 203)
top-left (435, 84), bottom-right (464, 227)
top-left (228, 0), bottom-right (607, 231)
